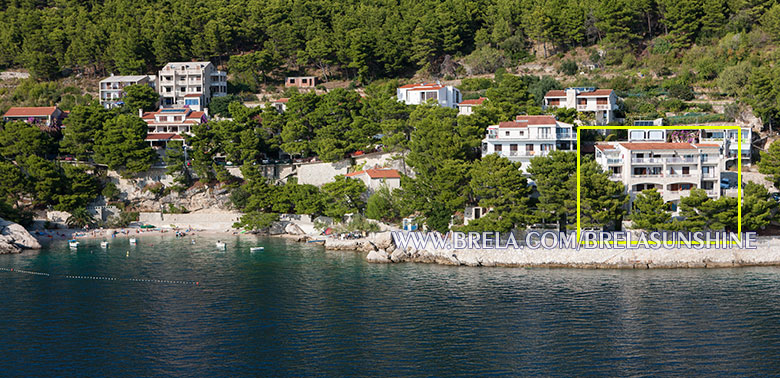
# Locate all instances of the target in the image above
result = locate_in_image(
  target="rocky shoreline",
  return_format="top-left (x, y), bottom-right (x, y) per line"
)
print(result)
top-left (322, 231), bottom-right (780, 269)
top-left (0, 218), bottom-right (41, 254)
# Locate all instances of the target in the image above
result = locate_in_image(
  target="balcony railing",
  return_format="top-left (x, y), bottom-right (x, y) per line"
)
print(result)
top-left (494, 150), bottom-right (549, 157)
top-left (666, 157), bottom-right (696, 163)
top-left (667, 173), bottom-right (694, 178)
top-left (631, 157), bottom-right (664, 164)
top-left (609, 174), bottom-right (622, 180)
top-left (606, 158), bottom-right (622, 165)
top-left (631, 173), bottom-right (663, 178)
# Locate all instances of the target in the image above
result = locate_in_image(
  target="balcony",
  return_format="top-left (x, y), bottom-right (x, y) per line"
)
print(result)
top-left (607, 158), bottom-right (622, 165)
top-left (667, 173), bottom-right (694, 178)
top-left (631, 157), bottom-right (664, 164)
top-left (556, 133), bottom-right (574, 139)
top-left (631, 173), bottom-right (663, 178)
top-left (666, 157), bottom-right (696, 163)
top-left (494, 150), bottom-right (549, 157)
top-left (609, 174), bottom-right (623, 180)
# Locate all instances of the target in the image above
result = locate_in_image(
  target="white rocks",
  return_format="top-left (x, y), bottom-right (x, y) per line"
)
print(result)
top-left (284, 223), bottom-right (305, 235)
top-left (0, 218), bottom-right (41, 254)
top-left (366, 249), bottom-right (391, 263)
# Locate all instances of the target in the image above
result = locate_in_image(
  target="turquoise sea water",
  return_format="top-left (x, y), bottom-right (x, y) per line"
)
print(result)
top-left (0, 234), bottom-right (779, 377)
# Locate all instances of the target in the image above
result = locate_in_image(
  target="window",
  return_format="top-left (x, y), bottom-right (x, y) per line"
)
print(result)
top-left (185, 99), bottom-right (199, 106)
top-left (525, 144), bottom-right (534, 151)
top-left (577, 98), bottom-right (587, 105)
top-left (541, 144), bottom-right (553, 151)
top-left (422, 91), bottom-right (438, 101)
top-left (548, 98), bottom-right (560, 106)
top-left (682, 167), bottom-right (690, 175)
top-left (596, 98), bottom-right (608, 105)
top-left (505, 131), bottom-right (510, 136)
top-left (510, 144), bottom-right (517, 151)
top-left (538, 127), bottom-right (550, 138)
top-left (494, 144), bottom-right (502, 152)
top-left (180, 87), bottom-right (185, 92)
top-left (518, 130), bottom-right (524, 136)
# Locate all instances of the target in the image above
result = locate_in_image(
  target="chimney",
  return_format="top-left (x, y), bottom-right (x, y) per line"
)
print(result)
top-left (138, 108), bottom-right (144, 117)
top-left (203, 108), bottom-right (208, 117)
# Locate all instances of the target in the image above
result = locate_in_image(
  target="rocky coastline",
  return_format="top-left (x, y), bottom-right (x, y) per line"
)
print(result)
top-left (0, 218), bottom-right (41, 254)
top-left (322, 231), bottom-right (780, 269)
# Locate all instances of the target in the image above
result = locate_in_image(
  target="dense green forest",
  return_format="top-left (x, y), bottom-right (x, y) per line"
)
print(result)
top-left (3, 0), bottom-right (780, 81)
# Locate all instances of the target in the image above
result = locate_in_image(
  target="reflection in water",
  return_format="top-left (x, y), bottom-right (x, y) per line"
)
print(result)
top-left (0, 235), bottom-right (779, 377)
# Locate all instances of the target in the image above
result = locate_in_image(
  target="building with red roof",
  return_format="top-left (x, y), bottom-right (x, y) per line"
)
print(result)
top-left (457, 97), bottom-right (487, 116)
top-left (140, 108), bottom-right (208, 148)
top-left (345, 167), bottom-right (401, 193)
top-left (481, 115), bottom-right (575, 173)
top-left (397, 82), bottom-right (461, 109)
top-left (542, 87), bottom-right (618, 125)
top-left (2, 106), bottom-right (65, 127)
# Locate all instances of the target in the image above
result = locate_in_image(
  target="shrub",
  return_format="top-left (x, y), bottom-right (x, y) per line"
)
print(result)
top-left (559, 59), bottom-right (578, 76)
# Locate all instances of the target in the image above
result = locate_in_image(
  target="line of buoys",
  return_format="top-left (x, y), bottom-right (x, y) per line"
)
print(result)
top-left (1, 267), bottom-right (199, 285)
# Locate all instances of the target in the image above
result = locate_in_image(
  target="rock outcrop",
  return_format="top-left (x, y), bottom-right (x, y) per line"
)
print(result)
top-left (0, 218), bottom-right (41, 254)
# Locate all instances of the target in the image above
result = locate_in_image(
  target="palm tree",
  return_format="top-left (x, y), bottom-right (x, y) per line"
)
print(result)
top-left (66, 208), bottom-right (95, 229)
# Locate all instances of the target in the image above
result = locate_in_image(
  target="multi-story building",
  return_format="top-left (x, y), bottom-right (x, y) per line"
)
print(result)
top-left (140, 108), bottom-right (207, 148)
top-left (397, 83), bottom-right (461, 108)
top-left (99, 74), bottom-right (156, 109)
top-left (595, 142), bottom-right (722, 211)
top-left (700, 127), bottom-right (752, 166)
top-left (543, 87), bottom-right (618, 125)
top-left (481, 115), bottom-right (576, 172)
top-left (157, 62), bottom-right (227, 111)
top-left (457, 97), bottom-right (487, 116)
top-left (3, 106), bottom-right (66, 127)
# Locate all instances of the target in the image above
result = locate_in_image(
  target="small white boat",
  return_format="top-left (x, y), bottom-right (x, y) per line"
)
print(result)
top-left (250, 247), bottom-right (264, 252)
top-left (129, 238), bottom-right (137, 245)
top-left (68, 240), bottom-right (79, 248)
top-left (216, 242), bottom-right (227, 250)
top-left (100, 241), bottom-right (109, 248)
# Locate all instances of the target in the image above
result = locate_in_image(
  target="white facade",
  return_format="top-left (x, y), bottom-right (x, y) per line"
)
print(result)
top-left (140, 108), bottom-right (208, 148)
top-left (99, 75), bottom-right (156, 109)
top-left (700, 127), bottom-right (752, 165)
top-left (543, 87), bottom-right (618, 125)
top-left (458, 97), bottom-right (486, 116)
top-left (595, 142), bottom-right (723, 211)
top-left (397, 83), bottom-right (461, 108)
top-left (158, 62), bottom-right (227, 111)
top-left (481, 115), bottom-right (576, 172)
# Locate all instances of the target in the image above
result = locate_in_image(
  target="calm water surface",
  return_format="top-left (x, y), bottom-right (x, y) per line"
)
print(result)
top-left (0, 235), bottom-right (779, 377)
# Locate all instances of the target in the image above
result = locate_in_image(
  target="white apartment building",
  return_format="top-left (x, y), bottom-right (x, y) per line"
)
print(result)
top-left (481, 115), bottom-right (576, 172)
top-left (157, 62), bottom-right (227, 111)
top-left (543, 87), bottom-right (618, 125)
top-left (700, 127), bottom-right (752, 166)
top-left (595, 142), bottom-right (722, 211)
top-left (397, 83), bottom-right (461, 108)
top-left (457, 97), bottom-right (486, 116)
top-left (140, 108), bottom-right (207, 148)
top-left (99, 74), bottom-right (156, 109)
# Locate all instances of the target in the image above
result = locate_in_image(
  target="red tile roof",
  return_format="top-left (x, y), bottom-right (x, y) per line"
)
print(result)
top-left (515, 115), bottom-right (557, 125)
top-left (694, 144), bottom-right (720, 148)
top-left (409, 86), bottom-right (444, 91)
top-left (184, 93), bottom-right (201, 97)
top-left (544, 90), bottom-right (566, 97)
top-left (595, 144), bottom-right (616, 151)
top-left (346, 168), bottom-right (401, 179)
top-left (458, 97), bottom-right (487, 106)
top-left (579, 89), bottom-right (614, 97)
top-left (399, 83), bottom-right (440, 89)
top-left (3, 106), bottom-right (58, 117)
top-left (186, 111), bottom-right (205, 119)
top-left (274, 98), bottom-right (289, 103)
top-left (618, 142), bottom-right (696, 150)
top-left (498, 121), bottom-right (527, 128)
top-left (145, 133), bottom-right (184, 141)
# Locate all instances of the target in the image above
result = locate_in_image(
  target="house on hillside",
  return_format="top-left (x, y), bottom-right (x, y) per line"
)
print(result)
top-left (397, 83), bottom-right (461, 108)
top-left (458, 97), bottom-right (487, 116)
top-left (99, 74), bottom-right (157, 109)
top-left (481, 115), bottom-right (576, 173)
top-left (140, 108), bottom-right (208, 148)
top-left (157, 62), bottom-right (227, 111)
top-left (345, 168), bottom-right (401, 193)
top-left (285, 76), bottom-right (316, 88)
top-left (272, 98), bottom-right (289, 112)
top-left (3, 106), bottom-right (66, 128)
top-left (543, 87), bottom-right (619, 125)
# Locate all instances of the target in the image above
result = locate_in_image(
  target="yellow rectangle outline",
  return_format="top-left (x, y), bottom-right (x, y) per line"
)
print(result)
top-left (576, 125), bottom-right (742, 242)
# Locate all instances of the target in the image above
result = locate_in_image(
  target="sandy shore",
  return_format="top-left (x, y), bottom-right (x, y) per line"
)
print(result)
top-left (32, 226), bottom-right (244, 244)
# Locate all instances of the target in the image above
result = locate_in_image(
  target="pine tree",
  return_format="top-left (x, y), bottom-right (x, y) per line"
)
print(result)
top-left (631, 188), bottom-right (671, 230)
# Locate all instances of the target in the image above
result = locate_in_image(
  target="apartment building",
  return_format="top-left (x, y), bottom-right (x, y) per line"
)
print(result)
top-left (140, 108), bottom-right (207, 148)
top-left (157, 62), bottom-right (227, 111)
top-left (543, 87), bottom-right (618, 125)
top-left (397, 83), bottom-right (461, 108)
top-left (700, 127), bottom-right (752, 166)
top-left (481, 115), bottom-right (576, 172)
top-left (3, 106), bottom-right (66, 127)
top-left (595, 142), bottom-right (722, 211)
top-left (99, 74), bottom-right (156, 109)
top-left (457, 97), bottom-right (487, 116)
